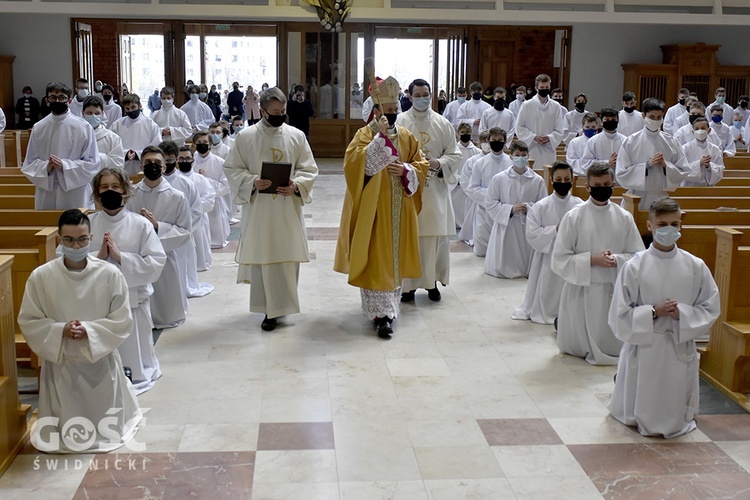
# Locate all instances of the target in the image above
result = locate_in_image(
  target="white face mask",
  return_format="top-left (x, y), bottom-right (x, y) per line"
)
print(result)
top-left (512, 156), bottom-right (529, 169)
top-left (161, 98), bottom-right (173, 108)
top-left (77, 88), bottom-right (89, 99)
top-left (411, 96), bottom-right (431, 112)
top-left (481, 143), bottom-right (491, 154)
top-left (653, 225), bottom-right (681, 247)
top-left (644, 117), bottom-right (663, 132)
top-left (693, 129), bottom-right (708, 141)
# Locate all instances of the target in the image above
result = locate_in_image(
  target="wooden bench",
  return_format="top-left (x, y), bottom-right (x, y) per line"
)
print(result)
top-left (699, 227), bottom-right (750, 412)
top-left (0, 168), bottom-right (23, 175)
top-left (0, 209), bottom-right (73, 227)
top-left (0, 195), bottom-right (35, 210)
top-left (0, 254), bottom-right (30, 477)
top-left (0, 227), bottom-right (58, 370)
top-left (2, 132), bottom-right (21, 168)
top-left (623, 193), bottom-right (750, 235)
top-left (723, 156), bottom-right (750, 170)
top-left (0, 185), bottom-right (34, 196)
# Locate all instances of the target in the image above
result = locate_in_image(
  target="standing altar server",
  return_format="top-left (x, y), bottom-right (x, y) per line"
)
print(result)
top-left (515, 74), bottom-right (564, 169)
top-left (223, 87), bottom-right (319, 331)
top-left (397, 78), bottom-right (462, 303)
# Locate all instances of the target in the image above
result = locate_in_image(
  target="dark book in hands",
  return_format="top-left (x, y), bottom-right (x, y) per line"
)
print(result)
top-left (259, 162), bottom-right (292, 194)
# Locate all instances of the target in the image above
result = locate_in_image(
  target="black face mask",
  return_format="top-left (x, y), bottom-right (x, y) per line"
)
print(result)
top-left (678, 98), bottom-right (686, 106)
top-left (537, 89), bottom-right (550, 98)
top-left (553, 97), bottom-right (563, 104)
top-left (195, 143), bottom-right (210, 155)
top-left (265, 113), bottom-right (286, 127)
top-left (602, 120), bottom-right (618, 131)
top-left (742, 101), bottom-right (749, 109)
top-left (102, 94), bottom-right (112, 102)
top-left (493, 100), bottom-right (505, 111)
top-left (178, 160), bottom-right (193, 173)
top-left (143, 162), bottom-right (163, 181)
top-left (589, 185), bottom-right (613, 202)
top-left (552, 182), bottom-right (573, 197)
top-left (575, 102), bottom-right (586, 112)
top-left (688, 114), bottom-right (702, 125)
top-left (233, 85), bottom-right (239, 90)
top-left (126, 109), bottom-right (141, 120)
top-left (99, 189), bottom-right (123, 211)
top-left (472, 92), bottom-right (482, 101)
top-left (459, 133), bottom-right (472, 143)
top-left (50, 101), bottom-right (68, 115)
top-left (384, 113), bottom-right (398, 126)
top-left (165, 161), bottom-right (177, 174)
top-left (489, 140), bottom-right (505, 153)
top-left (624, 106), bottom-right (636, 113)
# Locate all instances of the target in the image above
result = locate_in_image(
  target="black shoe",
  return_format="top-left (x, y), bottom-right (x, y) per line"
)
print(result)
top-left (261, 315), bottom-right (277, 331)
top-left (123, 367), bottom-right (133, 383)
top-left (427, 284), bottom-right (441, 302)
top-left (401, 290), bottom-right (416, 303)
top-left (376, 320), bottom-right (393, 339)
top-left (554, 317), bottom-right (558, 331)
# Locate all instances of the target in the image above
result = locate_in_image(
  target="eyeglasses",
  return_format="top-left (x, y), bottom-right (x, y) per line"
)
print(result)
top-left (60, 236), bottom-right (91, 245)
top-left (47, 95), bottom-right (70, 103)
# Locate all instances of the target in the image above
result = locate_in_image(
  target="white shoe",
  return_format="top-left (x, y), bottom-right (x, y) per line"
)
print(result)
top-left (511, 308), bottom-right (530, 321)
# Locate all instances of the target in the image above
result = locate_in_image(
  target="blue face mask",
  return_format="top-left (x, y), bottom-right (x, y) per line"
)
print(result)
top-left (411, 96), bottom-right (431, 112)
top-left (512, 156), bottom-right (528, 169)
top-left (457, 96), bottom-right (466, 104)
top-left (735, 120), bottom-right (744, 129)
top-left (583, 128), bottom-right (597, 138)
top-left (653, 226), bottom-right (681, 247)
top-left (210, 133), bottom-right (222, 145)
top-left (83, 115), bottom-right (101, 129)
top-left (234, 125), bottom-right (244, 134)
top-left (711, 115), bottom-right (723, 123)
top-left (62, 245), bottom-right (90, 263)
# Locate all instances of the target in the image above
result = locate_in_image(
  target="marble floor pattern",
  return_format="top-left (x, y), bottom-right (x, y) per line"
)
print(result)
top-left (2, 158), bottom-right (750, 500)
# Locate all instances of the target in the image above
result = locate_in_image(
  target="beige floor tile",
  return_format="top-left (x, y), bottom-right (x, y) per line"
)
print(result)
top-left (423, 478), bottom-right (517, 500)
top-left (251, 481), bottom-right (340, 500)
top-left (415, 446), bottom-right (504, 479)
top-left (253, 450), bottom-right (338, 483)
top-left (260, 398), bottom-right (333, 423)
top-left (506, 475), bottom-right (603, 500)
top-left (387, 358), bottom-right (452, 377)
top-left (406, 418), bottom-right (489, 448)
top-left (178, 423), bottom-right (259, 452)
top-left (338, 480), bottom-right (428, 500)
top-left (492, 445), bottom-right (588, 478)
top-left (333, 420), bottom-right (412, 449)
top-left (335, 444), bottom-right (422, 482)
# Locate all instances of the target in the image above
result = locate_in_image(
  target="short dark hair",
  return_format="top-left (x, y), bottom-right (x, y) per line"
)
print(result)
top-left (690, 102), bottom-right (706, 113)
top-left (161, 86), bottom-right (175, 97)
top-left (141, 145), bottom-right (165, 160)
top-left (582, 112), bottom-right (598, 125)
top-left (552, 88), bottom-right (564, 95)
top-left (488, 127), bottom-right (507, 140)
top-left (123, 93), bottom-right (141, 107)
top-left (457, 122), bottom-right (472, 133)
top-left (552, 161), bottom-right (573, 176)
top-left (46, 82), bottom-right (73, 99)
top-left (178, 145), bottom-right (194, 156)
top-left (75, 78), bottom-right (89, 87)
top-left (494, 86), bottom-right (506, 95)
top-left (587, 162), bottom-right (614, 182)
top-left (409, 79), bottom-right (431, 95)
top-left (715, 87), bottom-right (726, 95)
top-left (159, 141), bottom-right (179, 157)
top-left (209, 122), bottom-right (223, 130)
top-left (82, 95), bottom-right (104, 112)
top-left (516, 86), bottom-right (526, 93)
top-left (188, 84), bottom-right (200, 94)
top-left (740, 95), bottom-right (749, 102)
top-left (456, 86), bottom-right (466, 94)
top-left (642, 97), bottom-right (665, 114)
top-left (232, 115), bottom-right (244, 123)
top-left (574, 93), bottom-right (587, 102)
top-left (649, 197), bottom-right (681, 219)
top-left (293, 84), bottom-right (305, 93)
top-left (192, 131), bottom-right (210, 144)
top-left (102, 84), bottom-right (115, 93)
top-left (600, 107), bottom-right (618, 119)
top-left (509, 140), bottom-right (529, 155)
top-left (58, 208), bottom-right (90, 232)
top-left (710, 104), bottom-right (724, 114)
top-left (678, 88), bottom-right (690, 95)
top-left (691, 116), bottom-right (709, 127)
top-left (469, 81), bottom-right (482, 92)
top-left (622, 91), bottom-right (636, 101)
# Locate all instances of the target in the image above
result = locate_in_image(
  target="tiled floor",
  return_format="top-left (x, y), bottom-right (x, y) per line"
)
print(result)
top-left (2, 158), bottom-right (750, 499)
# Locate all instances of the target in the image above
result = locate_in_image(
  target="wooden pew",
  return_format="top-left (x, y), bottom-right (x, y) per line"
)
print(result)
top-left (18, 131), bottom-right (30, 165)
top-left (0, 255), bottom-right (30, 477)
top-left (0, 195), bottom-right (35, 210)
top-left (0, 227), bottom-right (57, 370)
top-left (0, 209), bottom-right (70, 227)
top-left (1, 131), bottom-right (22, 169)
top-left (623, 194), bottom-right (750, 235)
top-left (0, 185), bottom-right (34, 196)
top-left (723, 156), bottom-right (750, 170)
top-left (699, 227), bottom-right (750, 412)
top-left (0, 167), bottom-right (23, 175)
top-left (0, 176), bottom-right (28, 185)
top-left (0, 133), bottom-right (5, 168)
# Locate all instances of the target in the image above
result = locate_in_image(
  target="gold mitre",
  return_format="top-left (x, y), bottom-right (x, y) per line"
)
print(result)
top-left (376, 76), bottom-right (401, 104)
